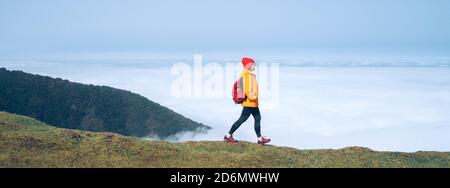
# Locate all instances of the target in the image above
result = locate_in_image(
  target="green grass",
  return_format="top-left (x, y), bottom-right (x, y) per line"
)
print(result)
top-left (1, 111), bottom-right (449, 168)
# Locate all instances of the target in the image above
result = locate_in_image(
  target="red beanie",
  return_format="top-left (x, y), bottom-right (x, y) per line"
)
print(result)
top-left (242, 57), bottom-right (255, 67)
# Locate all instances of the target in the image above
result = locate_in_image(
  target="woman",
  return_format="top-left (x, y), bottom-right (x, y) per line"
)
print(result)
top-left (224, 57), bottom-right (271, 145)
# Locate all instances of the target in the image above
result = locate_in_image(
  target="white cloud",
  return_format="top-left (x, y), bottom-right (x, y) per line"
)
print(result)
top-left (2, 59), bottom-right (450, 152)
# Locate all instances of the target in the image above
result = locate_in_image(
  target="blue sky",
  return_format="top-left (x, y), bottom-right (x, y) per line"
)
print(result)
top-left (1, 0), bottom-right (450, 57)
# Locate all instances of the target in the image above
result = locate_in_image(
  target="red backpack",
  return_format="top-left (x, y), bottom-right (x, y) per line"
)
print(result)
top-left (232, 77), bottom-right (246, 104)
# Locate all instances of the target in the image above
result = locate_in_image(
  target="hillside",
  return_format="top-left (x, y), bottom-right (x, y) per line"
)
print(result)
top-left (1, 112), bottom-right (449, 168)
top-left (0, 68), bottom-right (209, 138)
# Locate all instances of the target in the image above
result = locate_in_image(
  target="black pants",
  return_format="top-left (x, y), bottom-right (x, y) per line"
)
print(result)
top-left (229, 107), bottom-right (261, 137)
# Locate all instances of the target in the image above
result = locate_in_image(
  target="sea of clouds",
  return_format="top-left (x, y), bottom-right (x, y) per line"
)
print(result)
top-left (2, 57), bottom-right (450, 152)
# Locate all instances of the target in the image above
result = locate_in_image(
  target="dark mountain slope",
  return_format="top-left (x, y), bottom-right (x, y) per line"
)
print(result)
top-left (0, 68), bottom-right (209, 137)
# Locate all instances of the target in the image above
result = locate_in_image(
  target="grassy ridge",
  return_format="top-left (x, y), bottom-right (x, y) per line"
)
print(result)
top-left (1, 112), bottom-right (449, 168)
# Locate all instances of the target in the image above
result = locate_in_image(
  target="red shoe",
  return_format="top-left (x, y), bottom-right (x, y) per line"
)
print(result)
top-left (224, 135), bottom-right (239, 143)
top-left (257, 137), bottom-right (271, 145)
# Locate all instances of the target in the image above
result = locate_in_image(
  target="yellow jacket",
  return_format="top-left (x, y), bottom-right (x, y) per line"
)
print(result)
top-left (240, 69), bottom-right (258, 107)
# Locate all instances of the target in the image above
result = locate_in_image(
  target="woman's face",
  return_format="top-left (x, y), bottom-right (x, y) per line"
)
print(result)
top-left (246, 63), bottom-right (255, 71)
